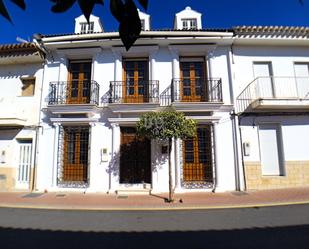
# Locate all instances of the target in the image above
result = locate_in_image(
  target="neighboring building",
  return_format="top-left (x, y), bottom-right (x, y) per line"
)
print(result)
top-left (234, 26), bottom-right (309, 190)
top-left (0, 43), bottom-right (44, 192)
top-left (1, 7), bottom-right (308, 194)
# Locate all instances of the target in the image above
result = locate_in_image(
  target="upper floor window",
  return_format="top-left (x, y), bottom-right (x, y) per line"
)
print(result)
top-left (80, 22), bottom-right (94, 34)
top-left (182, 18), bottom-right (197, 30)
top-left (21, 77), bottom-right (35, 96)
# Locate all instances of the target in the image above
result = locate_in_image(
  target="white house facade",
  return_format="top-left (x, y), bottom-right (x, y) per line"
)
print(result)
top-left (234, 26), bottom-right (309, 190)
top-left (34, 7), bottom-right (239, 194)
top-left (0, 43), bottom-right (44, 192)
top-left (1, 7), bottom-right (308, 194)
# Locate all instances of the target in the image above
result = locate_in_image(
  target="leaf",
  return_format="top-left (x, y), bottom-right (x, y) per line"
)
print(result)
top-left (10, 0), bottom-right (26, 10)
top-left (137, 0), bottom-right (148, 11)
top-left (119, 0), bottom-right (141, 51)
top-left (77, 0), bottom-right (103, 23)
top-left (0, 0), bottom-right (12, 23)
top-left (50, 0), bottom-right (76, 13)
top-left (110, 0), bottom-right (125, 22)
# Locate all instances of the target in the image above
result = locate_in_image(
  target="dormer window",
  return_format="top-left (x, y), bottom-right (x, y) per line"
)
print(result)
top-left (182, 18), bottom-right (197, 30)
top-left (174, 7), bottom-right (202, 30)
top-left (137, 9), bottom-right (150, 31)
top-left (80, 22), bottom-right (94, 34)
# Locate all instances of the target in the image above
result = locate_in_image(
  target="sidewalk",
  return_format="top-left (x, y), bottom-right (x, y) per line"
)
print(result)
top-left (0, 187), bottom-right (309, 210)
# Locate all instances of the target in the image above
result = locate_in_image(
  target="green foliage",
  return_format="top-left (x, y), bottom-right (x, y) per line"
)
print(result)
top-left (137, 108), bottom-right (197, 141)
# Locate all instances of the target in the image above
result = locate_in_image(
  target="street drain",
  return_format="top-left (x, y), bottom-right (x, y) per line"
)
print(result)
top-left (22, 193), bottom-right (44, 198)
top-left (117, 195), bottom-right (128, 199)
top-left (56, 194), bottom-right (66, 198)
top-left (231, 191), bottom-right (249, 196)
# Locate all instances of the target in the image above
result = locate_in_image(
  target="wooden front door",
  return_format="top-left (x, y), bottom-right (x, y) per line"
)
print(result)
top-left (120, 127), bottom-right (151, 184)
top-left (183, 127), bottom-right (213, 182)
top-left (123, 60), bottom-right (148, 103)
top-left (180, 60), bottom-right (206, 102)
top-left (68, 61), bottom-right (92, 104)
top-left (63, 127), bottom-right (89, 183)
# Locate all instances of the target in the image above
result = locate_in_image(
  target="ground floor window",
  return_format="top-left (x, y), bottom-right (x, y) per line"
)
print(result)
top-left (182, 126), bottom-right (213, 183)
top-left (58, 126), bottom-right (89, 186)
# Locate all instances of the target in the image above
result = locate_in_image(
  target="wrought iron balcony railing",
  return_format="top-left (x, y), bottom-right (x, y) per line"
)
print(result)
top-left (48, 80), bottom-right (99, 105)
top-left (236, 76), bottom-right (309, 113)
top-left (160, 78), bottom-right (223, 106)
top-left (109, 80), bottom-right (159, 104)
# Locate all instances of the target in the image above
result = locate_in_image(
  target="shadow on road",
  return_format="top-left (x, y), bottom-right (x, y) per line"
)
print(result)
top-left (0, 225), bottom-right (308, 249)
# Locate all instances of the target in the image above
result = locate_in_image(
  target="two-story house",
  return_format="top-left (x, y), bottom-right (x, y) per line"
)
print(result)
top-left (0, 43), bottom-right (44, 192)
top-left (234, 26), bottom-right (309, 190)
top-left (34, 8), bottom-right (240, 194)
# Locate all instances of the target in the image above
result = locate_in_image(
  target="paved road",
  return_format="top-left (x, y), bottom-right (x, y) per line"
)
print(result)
top-left (0, 204), bottom-right (308, 249)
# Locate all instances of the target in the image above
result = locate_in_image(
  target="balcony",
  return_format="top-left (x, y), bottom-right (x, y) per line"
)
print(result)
top-left (236, 76), bottom-right (309, 113)
top-left (48, 80), bottom-right (99, 105)
top-left (160, 78), bottom-right (223, 112)
top-left (107, 80), bottom-right (160, 113)
top-left (47, 80), bottom-right (99, 115)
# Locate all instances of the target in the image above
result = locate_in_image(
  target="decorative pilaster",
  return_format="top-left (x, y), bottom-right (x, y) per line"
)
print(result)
top-left (109, 123), bottom-right (120, 192)
top-left (52, 123), bottom-right (60, 187)
top-left (168, 47), bottom-right (180, 102)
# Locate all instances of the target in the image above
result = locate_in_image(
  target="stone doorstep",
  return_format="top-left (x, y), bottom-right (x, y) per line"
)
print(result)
top-left (115, 189), bottom-right (151, 196)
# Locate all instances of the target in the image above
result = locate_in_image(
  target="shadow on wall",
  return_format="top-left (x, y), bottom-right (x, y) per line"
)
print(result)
top-left (152, 140), bottom-right (168, 173)
top-left (106, 139), bottom-right (168, 184)
top-left (0, 225), bottom-right (308, 249)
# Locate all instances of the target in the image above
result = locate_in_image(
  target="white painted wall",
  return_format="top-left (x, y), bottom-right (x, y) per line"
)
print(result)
top-left (233, 45), bottom-right (309, 98)
top-left (0, 63), bottom-right (43, 124)
top-left (240, 116), bottom-right (309, 163)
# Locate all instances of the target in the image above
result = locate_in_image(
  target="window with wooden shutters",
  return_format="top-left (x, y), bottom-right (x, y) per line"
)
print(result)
top-left (183, 126), bottom-right (213, 182)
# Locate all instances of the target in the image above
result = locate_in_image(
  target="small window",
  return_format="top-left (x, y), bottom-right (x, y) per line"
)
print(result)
top-left (80, 22), bottom-right (94, 34)
top-left (21, 77), bottom-right (35, 96)
top-left (182, 18), bottom-right (197, 30)
top-left (182, 19), bottom-right (197, 30)
top-left (140, 19), bottom-right (145, 31)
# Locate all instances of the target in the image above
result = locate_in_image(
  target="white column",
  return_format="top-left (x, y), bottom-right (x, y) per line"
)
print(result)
top-left (109, 123), bottom-right (120, 193)
top-left (149, 50), bottom-right (158, 103)
top-left (88, 122), bottom-right (96, 191)
top-left (213, 122), bottom-right (221, 192)
top-left (174, 138), bottom-right (181, 190)
top-left (206, 51), bottom-right (214, 79)
top-left (52, 123), bottom-right (60, 188)
top-left (169, 48), bottom-right (180, 102)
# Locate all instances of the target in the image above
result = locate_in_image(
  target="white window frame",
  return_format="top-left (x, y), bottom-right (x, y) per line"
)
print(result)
top-left (80, 22), bottom-right (95, 34)
top-left (181, 18), bottom-right (197, 30)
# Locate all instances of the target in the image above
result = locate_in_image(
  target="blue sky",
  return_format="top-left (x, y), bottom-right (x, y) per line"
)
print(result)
top-left (1, 0), bottom-right (309, 44)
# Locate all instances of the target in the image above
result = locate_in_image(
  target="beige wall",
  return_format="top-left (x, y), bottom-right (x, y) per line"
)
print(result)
top-left (245, 161), bottom-right (309, 190)
top-left (0, 167), bottom-right (16, 191)
top-left (0, 167), bottom-right (33, 192)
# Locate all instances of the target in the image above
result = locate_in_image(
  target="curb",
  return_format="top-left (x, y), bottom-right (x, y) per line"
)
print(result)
top-left (0, 200), bottom-right (309, 211)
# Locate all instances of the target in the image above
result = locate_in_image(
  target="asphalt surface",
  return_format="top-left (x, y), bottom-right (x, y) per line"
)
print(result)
top-left (0, 204), bottom-right (308, 249)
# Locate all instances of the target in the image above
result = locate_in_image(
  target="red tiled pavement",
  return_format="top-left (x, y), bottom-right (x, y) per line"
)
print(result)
top-left (0, 187), bottom-right (309, 210)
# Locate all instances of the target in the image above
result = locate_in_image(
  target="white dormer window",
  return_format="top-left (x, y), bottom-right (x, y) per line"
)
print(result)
top-left (182, 18), bottom-right (197, 30)
top-left (137, 9), bottom-right (150, 31)
top-left (75, 15), bottom-right (104, 34)
top-left (174, 7), bottom-right (202, 30)
top-left (80, 22), bottom-right (94, 34)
